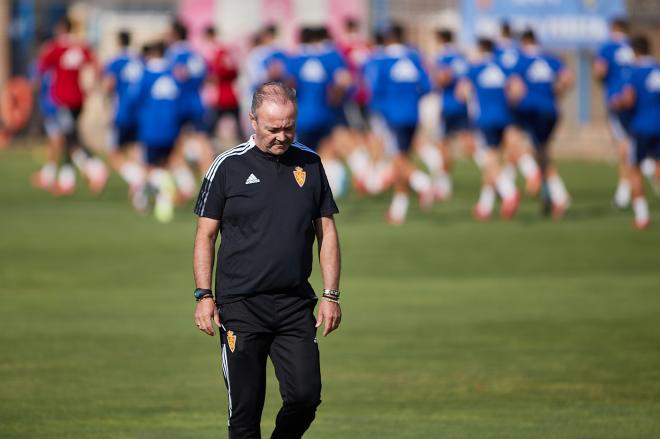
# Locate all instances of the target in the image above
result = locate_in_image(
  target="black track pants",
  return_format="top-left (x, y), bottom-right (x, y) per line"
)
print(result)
top-left (218, 293), bottom-right (321, 439)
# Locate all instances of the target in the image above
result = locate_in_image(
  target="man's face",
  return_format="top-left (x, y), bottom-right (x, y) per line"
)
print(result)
top-left (250, 100), bottom-right (296, 156)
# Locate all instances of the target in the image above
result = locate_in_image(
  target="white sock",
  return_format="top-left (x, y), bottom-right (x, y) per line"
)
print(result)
top-left (84, 157), bottom-right (107, 180)
top-left (58, 164), bottom-right (76, 189)
top-left (434, 173), bottom-right (452, 199)
top-left (633, 196), bottom-right (649, 224)
top-left (502, 163), bottom-right (517, 184)
top-left (641, 158), bottom-right (655, 179)
top-left (119, 162), bottom-right (145, 187)
top-left (477, 186), bottom-right (495, 214)
top-left (614, 179), bottom-right (631, 207)
top-left (347, 148), bottom-right (370, 180)
top-left (518, 153), bottom-right (539, 179)
top-left (323, 159), bottom-right (347, 198)
top-left (472, 147), bottom-right (486, 169)
top-left (548, 174), bottom-right (569, 206)
top-left (388, 192), bottom-right (409, 222)
top-left (495, 172), bottom-right (517, 200)
top-left (173, 165), bottom-right (196, 198)
top-left (409, 170), bottom-right (432, 194)
top-left (40, 163), bottom-right (57, 185)
top-left (71, 149), bottom-right (89, 172)
top-left (184, 138), bottom-right (202, 163)
top-left (418, 144), bottom-right (442, 175)
top-left (365, 170), bottom-right (384, 194)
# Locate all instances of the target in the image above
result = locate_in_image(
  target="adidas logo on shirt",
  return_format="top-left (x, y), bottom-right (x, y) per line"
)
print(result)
top-left (245, 173), bottom-right (260, 185)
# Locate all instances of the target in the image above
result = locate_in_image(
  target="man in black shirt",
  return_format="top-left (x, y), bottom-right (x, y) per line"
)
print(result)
top-left (192, 81), bottom-right (342, 439)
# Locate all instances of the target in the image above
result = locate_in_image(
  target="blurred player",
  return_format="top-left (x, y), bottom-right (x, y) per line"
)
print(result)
top-left (31, 58), bottom-right (62, 192)
top-left (458, 38), bottom-right (520, 221)
top-left (594, 18), bottom-right (635, 208)
top-left (127, 42), bottom-right (181, 223)
top-left (287, 27), bottom-right (337, 153)
top-left (203, 26), bottom-right (243, 144)
top-left (432, 28), bottom-right (477, 201)
top-left (166, 20), bottom-right (210, 201)
top-left (34, 16), bottom-right (108, 195)
top-left (102, 30), bottom-right (146, 207)
top-left (508, 30), bottom-right (572, 218)
top-left (371, 24), bottom-right (433, 224)
top-left (495, 21), bottom-right (541, 196)
top-left (618, 36), bottom-right (660, 229)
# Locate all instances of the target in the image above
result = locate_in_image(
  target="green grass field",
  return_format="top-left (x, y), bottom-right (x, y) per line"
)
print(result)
top-left (1, 147), bottom-right (660, 438)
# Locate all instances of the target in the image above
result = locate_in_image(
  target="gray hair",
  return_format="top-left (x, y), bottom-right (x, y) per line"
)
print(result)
top-left (250, 81), bottom-right (297, 118)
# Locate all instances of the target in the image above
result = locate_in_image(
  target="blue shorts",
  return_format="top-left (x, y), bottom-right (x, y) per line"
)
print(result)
top-left (390, 124), bottom-right (416, 154)
top-left (519, 111), bottom-right (557, 148)
top-left (607, 110), bottom-right (632, 142)
top-left (440, 113), bottom-right (472, 138)
top-left (296, 127), bottom-right (331, 152)
top-left (630, 135), bottom-right (660, 166)
top-left (179, 95), bottom-right (207, 132)
top-left (111, 124), bottom-right (138, 150)
top-left (144, 145), bottom-right (174, 166)
top-left (479, 126), bottom-right (506, 149)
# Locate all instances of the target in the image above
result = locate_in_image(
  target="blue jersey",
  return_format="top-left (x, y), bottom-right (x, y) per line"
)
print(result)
top-left (495, 41), bottom-right (521, 75)
top-left (166, 42), bottom-right (207, 95)
top-left (127, 59), bottom-right (181, 147)
top-left (512, 50), bottom-right (564, 116)
top-left (104, 51), bottom-right (143, 125)
top-left (625, 58), bottom-right (660, 137)
top-left (288, 45), bottom-right (338, 132)
top-left (465, 58), bottom-right (511, 129)
top-left (372, 44), bottom-right (431, 127)
top-left (363, 47), bottom-right (386, 115)
top-left (597, 38), bottom-right (634, 103)
top-left (246, 44), bottom-right (288, 91)
top-left (435, 47), bottom-right (469, 117)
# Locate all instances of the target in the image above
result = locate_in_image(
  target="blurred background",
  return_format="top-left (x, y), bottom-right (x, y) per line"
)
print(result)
top-left (0, 0), bottom-right (659, 155)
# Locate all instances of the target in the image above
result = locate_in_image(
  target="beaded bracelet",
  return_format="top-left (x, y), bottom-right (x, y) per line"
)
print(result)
top-left (321, 295), bottom-right (340, 304)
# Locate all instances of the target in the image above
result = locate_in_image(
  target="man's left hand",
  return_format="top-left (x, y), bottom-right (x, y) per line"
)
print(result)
top-left (315, 300), bottom-right (342, 337)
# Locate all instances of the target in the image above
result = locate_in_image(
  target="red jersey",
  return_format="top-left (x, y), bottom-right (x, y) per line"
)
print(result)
top-left (339, 35), bottom-right (372, 106)
top-left (209, 45), bottom-right (239, 109)
top-left (38, 36), bottom-right (94, 109)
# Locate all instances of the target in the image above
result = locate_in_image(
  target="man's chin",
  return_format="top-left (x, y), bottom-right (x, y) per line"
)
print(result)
top-left (269, 144), bottom-right (290, 155)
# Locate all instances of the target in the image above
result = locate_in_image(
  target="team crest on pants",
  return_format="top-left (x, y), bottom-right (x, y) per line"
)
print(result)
top-left (227, 330), bottom-right (237, 353)
top-left (293, 166), bottom-right (306, 187)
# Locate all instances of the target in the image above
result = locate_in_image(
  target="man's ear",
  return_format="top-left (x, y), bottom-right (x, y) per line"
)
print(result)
top-left (249, 112), bottom-right (257, 130)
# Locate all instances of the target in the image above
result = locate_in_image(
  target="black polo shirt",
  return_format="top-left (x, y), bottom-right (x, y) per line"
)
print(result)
top-left (194, 136), bottom-right (339, 303)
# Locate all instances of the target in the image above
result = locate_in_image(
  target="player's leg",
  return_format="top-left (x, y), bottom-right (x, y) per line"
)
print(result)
top-left (218, 298), bottom-right (273, 439)
top-left (269, 294), bottom-right (322, 439)
top-left (144, 145), bottom-right (177, 223)
top-left (504, 123), bottom-right (541, 196)
top-left (629, 137), bottom-right (650, 229)
top-left (387, 125), bottom-right (433, 224)
top-left (532, 112), bottom-right (569, 218)
top-left (67, 106), bottom-right (109, 194)
top-left (473, 129), bottom-right (499, 220)
top-left (32, 115), bottom-right (64, 191)
top-left (608, 112), bottom-right (632, 208)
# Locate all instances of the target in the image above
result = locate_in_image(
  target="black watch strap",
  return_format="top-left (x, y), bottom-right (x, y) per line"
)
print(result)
top-left (194, 288), bottom-right (213, 302)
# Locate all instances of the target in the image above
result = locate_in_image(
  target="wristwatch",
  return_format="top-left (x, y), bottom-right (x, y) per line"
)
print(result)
top-left (194, 288), bottom-right (213, 302)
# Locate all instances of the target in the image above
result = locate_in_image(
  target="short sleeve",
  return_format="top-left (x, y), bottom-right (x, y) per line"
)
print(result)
top-left (194, 168), bottom-right (226, 220)
top-left (316, 162), bottom-right (339, 219)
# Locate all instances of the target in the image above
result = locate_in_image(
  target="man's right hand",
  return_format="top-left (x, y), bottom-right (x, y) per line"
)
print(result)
top-left (194, 297), bottom-right (220, 336)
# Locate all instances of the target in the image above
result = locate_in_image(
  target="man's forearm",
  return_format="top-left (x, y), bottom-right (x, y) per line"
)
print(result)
top-left (319, 221), bottom-right (341, 291)
top-left (193, 233), bottom-right (216, 290)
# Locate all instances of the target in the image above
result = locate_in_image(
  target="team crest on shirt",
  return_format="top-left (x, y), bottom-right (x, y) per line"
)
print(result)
top-left (226, 330), bottom-right (237, 353)
top-left (293, 166), bottom-right (306, 187)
